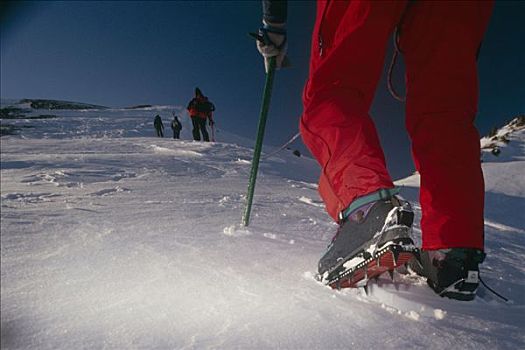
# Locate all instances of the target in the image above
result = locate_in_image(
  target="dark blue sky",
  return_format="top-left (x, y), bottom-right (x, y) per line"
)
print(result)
top-left (1, 1), bottom-right (524, 179)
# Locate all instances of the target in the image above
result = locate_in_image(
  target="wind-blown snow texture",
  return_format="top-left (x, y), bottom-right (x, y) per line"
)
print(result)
top-left (1, 102), bottom-right (524, 349)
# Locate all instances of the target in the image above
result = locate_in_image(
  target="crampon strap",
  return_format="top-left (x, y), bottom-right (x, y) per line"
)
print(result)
top-left (339, 187), bottom-right (400, 222)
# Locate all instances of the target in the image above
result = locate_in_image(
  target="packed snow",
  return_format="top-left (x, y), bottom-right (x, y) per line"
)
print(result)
top-left (1, 103), bottom-right (524, 349)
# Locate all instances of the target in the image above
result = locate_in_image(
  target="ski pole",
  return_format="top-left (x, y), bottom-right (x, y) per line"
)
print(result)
top-left (242, 56), bottom-right (276, 226)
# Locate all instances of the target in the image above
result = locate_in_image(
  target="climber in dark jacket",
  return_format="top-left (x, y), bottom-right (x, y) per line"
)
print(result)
top-left (187, 87), bottom-right (215, 142)
top-left (171, 115), bottom-right (182, 139)
top-left (153, 114), bottom-right (164, 137)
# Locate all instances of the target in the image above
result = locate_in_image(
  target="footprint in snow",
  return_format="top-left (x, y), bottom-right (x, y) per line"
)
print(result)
top-left (298, 196), bottom-right (324, 208)
top-left (1, 192), bottom-right (61, 203)
top-left (89, 186), bottom-right (131, 197)
top-left (150, 145), bottom-right (203, 157)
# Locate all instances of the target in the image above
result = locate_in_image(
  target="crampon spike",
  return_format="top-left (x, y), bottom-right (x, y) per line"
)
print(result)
top-left (392, 249), bottom-right (400, 266)
top-left (363, 284), bottom-right (369, 296)
top-left (413, 250), bottom-right (423, 266)
top-left (388, 270), bottom-right (395, 281)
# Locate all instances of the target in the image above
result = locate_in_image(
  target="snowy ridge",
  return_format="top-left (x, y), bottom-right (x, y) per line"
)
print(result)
top-left (480, 115), bottom-right (525, 158)
top-left (1, 106), bottom-right (524, 349)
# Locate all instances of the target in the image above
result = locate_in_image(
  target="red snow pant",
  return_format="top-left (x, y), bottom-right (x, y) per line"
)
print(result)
top-left (300, 0), bottom-right (493, 250)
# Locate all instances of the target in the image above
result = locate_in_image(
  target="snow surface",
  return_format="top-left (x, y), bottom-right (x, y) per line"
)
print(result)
top-left (1, 104), bottom-right (524, 349)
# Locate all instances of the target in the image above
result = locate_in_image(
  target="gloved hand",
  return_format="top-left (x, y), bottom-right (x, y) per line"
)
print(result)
top-left (209, 119), bottom-right (215, 127)
top-left (254, 20), bottom-right (288, 73)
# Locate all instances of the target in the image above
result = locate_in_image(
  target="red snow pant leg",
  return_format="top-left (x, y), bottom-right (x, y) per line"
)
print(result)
top-left (300, 0), bottom-right (408, 221)
top-left (400, 1), bottom-right (494, 250)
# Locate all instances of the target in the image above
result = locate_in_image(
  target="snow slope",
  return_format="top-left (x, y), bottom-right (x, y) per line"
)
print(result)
top-left (1, 105), bottom-right (524, 349)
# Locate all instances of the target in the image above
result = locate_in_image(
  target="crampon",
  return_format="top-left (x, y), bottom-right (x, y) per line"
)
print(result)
top-left (319, 238), bottom-right (420, 290)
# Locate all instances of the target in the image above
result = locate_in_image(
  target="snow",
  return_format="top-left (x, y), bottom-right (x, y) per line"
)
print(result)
top-left (1, 103), bottom-right (524, 349)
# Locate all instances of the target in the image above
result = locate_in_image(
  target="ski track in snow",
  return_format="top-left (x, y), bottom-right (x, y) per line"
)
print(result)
top-left (1, 105), bottom-right (524, 349)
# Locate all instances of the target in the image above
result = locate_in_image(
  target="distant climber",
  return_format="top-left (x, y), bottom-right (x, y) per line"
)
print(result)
top-left (154, 115), bottom-right (164, 137)
top-left (187, 88), bottom-right (215, 142)
top-left (171, 115), bottom-right (182, 139)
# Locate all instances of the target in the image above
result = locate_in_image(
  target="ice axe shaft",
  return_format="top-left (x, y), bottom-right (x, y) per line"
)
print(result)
top-left (242, 56), bottom-right (276, 226)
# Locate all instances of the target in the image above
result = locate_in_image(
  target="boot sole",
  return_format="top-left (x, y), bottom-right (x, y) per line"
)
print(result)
top-left (440, 289), bottom-right (477, 301)
top-left (325, 240), bottom-right (419, 289)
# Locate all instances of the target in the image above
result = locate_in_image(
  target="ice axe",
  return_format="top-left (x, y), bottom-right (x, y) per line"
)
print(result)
top-left (242, 56), bottom-right (276, 226)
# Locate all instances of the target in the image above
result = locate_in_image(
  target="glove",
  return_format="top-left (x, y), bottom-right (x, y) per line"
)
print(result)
top-left (254, 20), bottom-right (288, 73)
top-left (209, 119), bottom-right (215, 127)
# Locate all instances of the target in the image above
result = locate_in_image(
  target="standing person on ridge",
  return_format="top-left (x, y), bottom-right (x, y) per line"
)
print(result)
top-left (256, 0), bottom-right (493, 301)
top-left (187, 88), bottom-right (215, 142)
top-left (153, 114), bottom-right (164, 138)
top-left (171, 115), bottom-right (182, 139)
